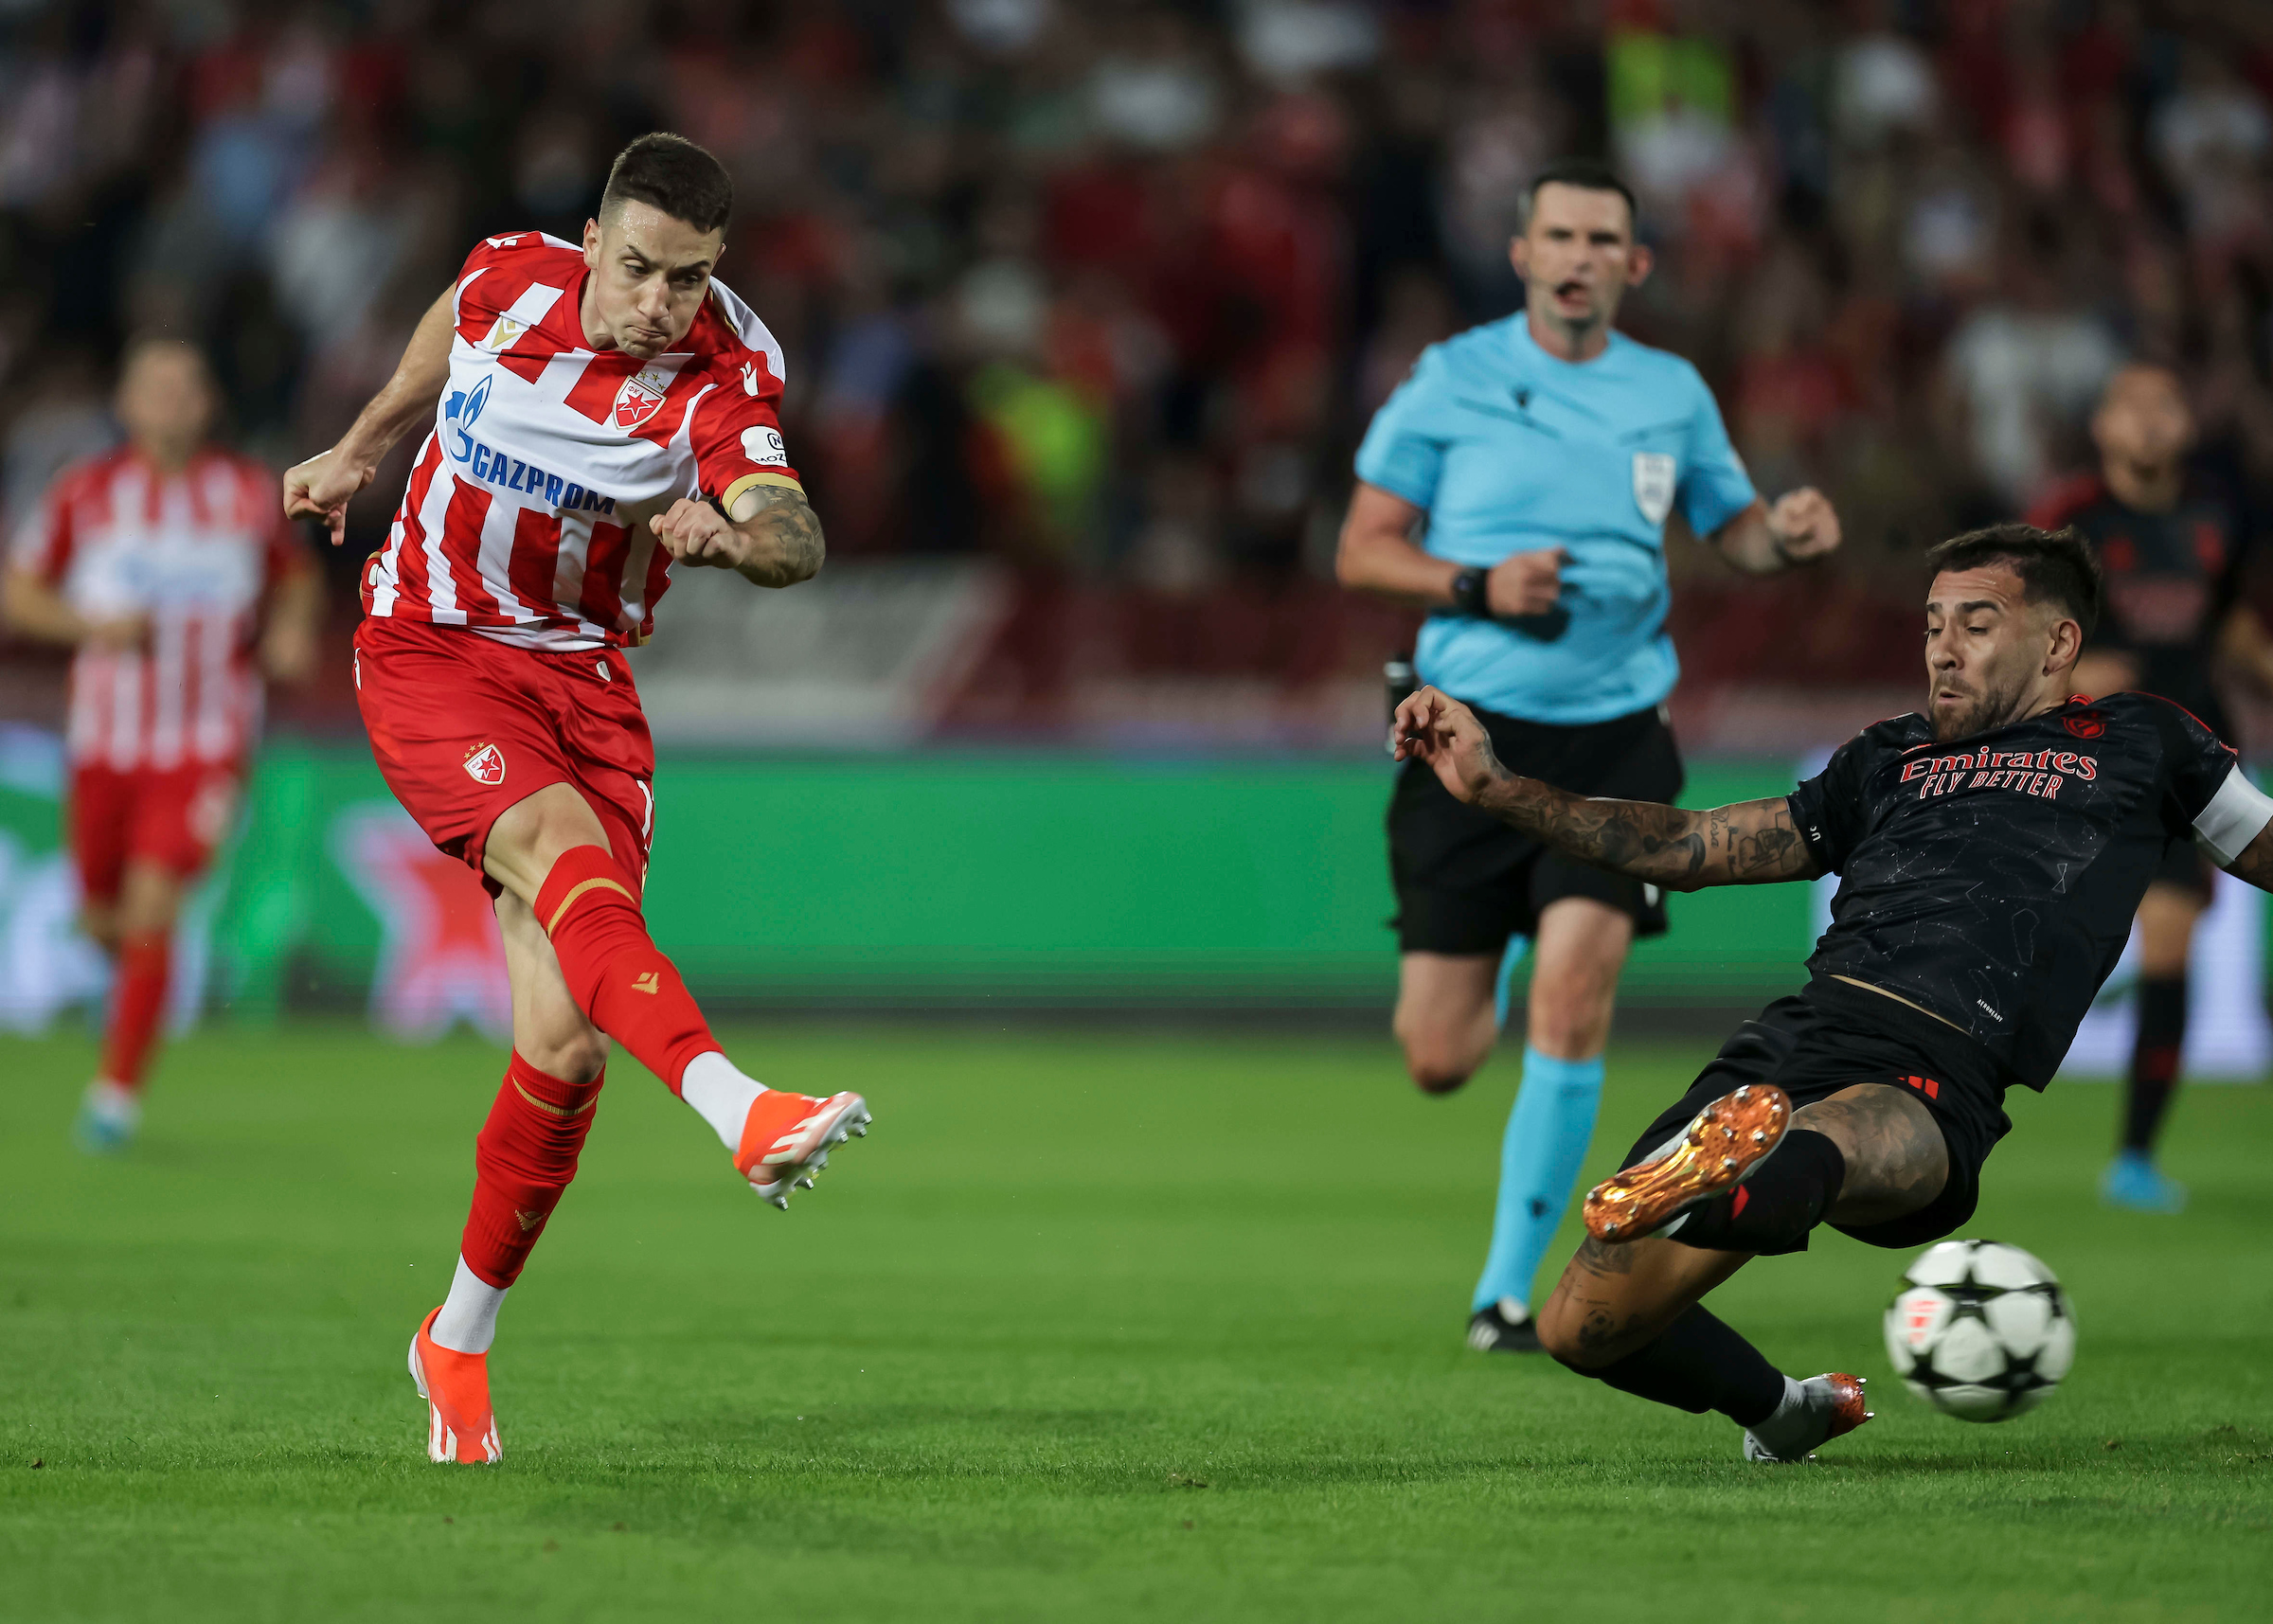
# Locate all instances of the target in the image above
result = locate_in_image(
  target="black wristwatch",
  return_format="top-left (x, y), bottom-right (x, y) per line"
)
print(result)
top-left (1450, 567), bottom-right (1492, 619)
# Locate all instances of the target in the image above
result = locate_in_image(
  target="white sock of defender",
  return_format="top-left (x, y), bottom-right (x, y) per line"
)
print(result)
top-left (1745, 1375), bottom-right (1815, 1454)
top-left (681, 1051), bottom-right (770, 1151)
top-left (430, 1257), bottom-right (508, 1355)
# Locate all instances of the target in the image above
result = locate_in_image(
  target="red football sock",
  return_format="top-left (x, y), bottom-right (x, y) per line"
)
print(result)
top-left (460, 1051), bottom-right (604, 1290)
top-left (100, 932), bottom-right (171, 1092)
top-left (534, 845), bottom-right (719, 1095)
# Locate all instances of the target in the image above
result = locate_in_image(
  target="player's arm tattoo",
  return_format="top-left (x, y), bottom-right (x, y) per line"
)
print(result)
top-left (2223, 821), bottom-right (2273, 893)
top-left (729, 485), bottom-right (826, 588)
top-left (1468, 778), bottom-right (1820, 892)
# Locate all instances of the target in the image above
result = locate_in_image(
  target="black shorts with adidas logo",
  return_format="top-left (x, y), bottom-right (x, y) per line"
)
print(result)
top-left (1621, 976), bottom-right (2013, 1254)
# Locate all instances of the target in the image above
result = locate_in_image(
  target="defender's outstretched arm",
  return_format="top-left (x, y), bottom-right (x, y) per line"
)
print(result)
top-left (1391, 686), bottom-right (1819, 891)
top-left (2220, 816), bottom-right (2273, 892)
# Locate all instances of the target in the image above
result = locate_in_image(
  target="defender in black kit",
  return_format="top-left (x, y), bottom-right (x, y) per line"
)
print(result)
top-left (1390, 522), bottom-right (2273, 1463)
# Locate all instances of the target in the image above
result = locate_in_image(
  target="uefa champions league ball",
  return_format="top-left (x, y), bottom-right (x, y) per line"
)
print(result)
top-left (1883, 1239), bottom-right (2076, 1421)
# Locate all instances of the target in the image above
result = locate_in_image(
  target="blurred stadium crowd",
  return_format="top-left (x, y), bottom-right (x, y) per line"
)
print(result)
top-left (3, 0), bottom-right (2273, 730)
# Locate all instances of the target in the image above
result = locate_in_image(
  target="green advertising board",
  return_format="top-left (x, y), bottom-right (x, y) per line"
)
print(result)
top-left (193, 747), bottom-right (1814, 1017)
top-left (0, 741), bottom-right (1821, 1028)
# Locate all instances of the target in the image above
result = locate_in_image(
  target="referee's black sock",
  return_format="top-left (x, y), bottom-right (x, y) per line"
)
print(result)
top-left (2123, 974), bottom-right (2188, 1153)
top-left (1570, 1304), bottom-right (1786, 1427)
top-left (1660, 1129), bottom-right (1847, 1255)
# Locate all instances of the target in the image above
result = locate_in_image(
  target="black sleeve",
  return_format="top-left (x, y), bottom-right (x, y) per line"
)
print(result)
top-left (1787, 735), bottom-right (1873, 875)
top-left (2149, 695), bottom-right (2242, 832)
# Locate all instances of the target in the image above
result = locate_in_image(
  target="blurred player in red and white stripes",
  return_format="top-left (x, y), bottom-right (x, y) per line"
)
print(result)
top-left (284, 134), bottom-right (869, 1466)
top-left (3, 339), bottom-right (321, 1150)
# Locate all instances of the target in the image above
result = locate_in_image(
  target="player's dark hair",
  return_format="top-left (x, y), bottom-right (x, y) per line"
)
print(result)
top-left (600, 134), bottom-right (733, 234)
top-left (1520, 158), bottom-right (1639, 236)
top-left (1925, 523), bottom-right (2103, 636)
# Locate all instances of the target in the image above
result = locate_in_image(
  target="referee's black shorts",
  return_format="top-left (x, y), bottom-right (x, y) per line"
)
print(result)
top-left (1388, 699), bottom-right (1684, 956)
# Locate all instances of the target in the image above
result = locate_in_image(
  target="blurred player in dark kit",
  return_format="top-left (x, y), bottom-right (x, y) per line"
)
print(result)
top-left (3, 339), bottom-right (321, 1151)
top-left (2031, 362), bottom-right (2273, 1213)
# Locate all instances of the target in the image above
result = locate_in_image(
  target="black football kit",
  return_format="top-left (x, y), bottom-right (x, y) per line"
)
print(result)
top-left (1621, 691), bottom-right (2269, 1249)
top-left (2038, 473), bottom-right (2253, 894)
top-left (2040, 473), bottom-right (2248, 741)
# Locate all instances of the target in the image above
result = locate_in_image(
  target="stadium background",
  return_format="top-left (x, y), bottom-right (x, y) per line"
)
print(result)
top-left (4, 8), bottom-right (2273, 1620)
top-left (0, 0), bottom-right (2270, 1058)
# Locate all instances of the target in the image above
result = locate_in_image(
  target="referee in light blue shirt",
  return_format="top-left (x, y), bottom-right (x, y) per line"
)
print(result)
top-left (1336, 159), bottom-right (1842, 1353)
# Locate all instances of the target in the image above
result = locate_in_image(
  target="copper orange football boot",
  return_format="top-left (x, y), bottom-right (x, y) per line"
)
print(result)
top-left (1744, 1373), bottom-right (1873, 1462)
top-left (733, 1090), bottom-right (871, 1208)
top-left (1583, 1083), bottom-right (1792, 1242)
top-left (408, 1308), bottom-right (502, 1465)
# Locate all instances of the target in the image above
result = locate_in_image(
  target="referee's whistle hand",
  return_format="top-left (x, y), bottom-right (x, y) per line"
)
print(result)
top-left (1487, 547), bottom-right (1566, 617)
top-left (1767, 488), bottom-right (1841, 562)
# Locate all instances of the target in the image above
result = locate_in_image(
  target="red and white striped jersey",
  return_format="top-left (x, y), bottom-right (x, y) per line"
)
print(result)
top-left (11, 446), bottom-right (308, 771)
top-left (363, 232), bottom-right (803, 651)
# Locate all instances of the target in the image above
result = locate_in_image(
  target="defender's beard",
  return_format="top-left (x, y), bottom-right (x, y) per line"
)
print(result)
top-left (1931, 676), bottom-right (2030, 742)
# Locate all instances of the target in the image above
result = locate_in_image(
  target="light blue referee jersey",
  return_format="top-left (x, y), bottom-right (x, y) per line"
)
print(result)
top-left (1354, 314), bottom-right (1757, 724)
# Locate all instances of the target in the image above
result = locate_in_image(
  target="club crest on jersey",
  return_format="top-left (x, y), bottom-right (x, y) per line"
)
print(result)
top-left (462, 743), bottom-right (506, 786)
top-left (2065, 710), bottom-right (2106, 739)
top-left (613, 368), bottom-right (671, 431)
top-left (1632, 452), bottom-right (1676, 526)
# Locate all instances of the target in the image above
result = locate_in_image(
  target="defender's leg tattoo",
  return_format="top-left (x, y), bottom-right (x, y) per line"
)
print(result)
top-left (1792, 1084), bottom-right (1949, 1227)
top-left (1537, 1237), bottom-right (1781, 1423)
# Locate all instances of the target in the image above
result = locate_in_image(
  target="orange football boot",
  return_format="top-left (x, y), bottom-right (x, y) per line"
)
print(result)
top-left (1744, 1373), bottom-right (1873, 1462)
top-left (734, 1090), bottom-right (871, 1207)
top-left (1583, 1083), bottom-right (1791, 1242)
top-left (408, 1308), bottom-right (502, 1465)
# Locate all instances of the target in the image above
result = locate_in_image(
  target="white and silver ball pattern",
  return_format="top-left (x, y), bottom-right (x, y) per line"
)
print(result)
top-left (1882, 1239), bottom-right (2076, 1422)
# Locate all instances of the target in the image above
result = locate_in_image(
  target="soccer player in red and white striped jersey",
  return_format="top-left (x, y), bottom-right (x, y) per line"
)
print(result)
top-left (3, 339), bottom-right (321, 1149)
top-left (284, 134), bottom-right (869, 1465)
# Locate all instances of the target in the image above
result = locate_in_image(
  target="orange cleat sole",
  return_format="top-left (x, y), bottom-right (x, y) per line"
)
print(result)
top-left (735, 1090), bottom-right (871, 1208)
top-left (1583, 1083), bottom-right (1791, 1242)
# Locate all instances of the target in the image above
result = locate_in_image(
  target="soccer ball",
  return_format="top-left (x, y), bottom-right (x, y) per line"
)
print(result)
top-left (1882, 1239), bottom-right (2075, 1421)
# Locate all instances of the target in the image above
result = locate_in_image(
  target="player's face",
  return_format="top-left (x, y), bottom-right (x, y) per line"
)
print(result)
top-left (2091, 366), bottom-right (2192, 472)
top-left (581, 202), bottom-right (725, 360)
top-left (1924, 565), bottom-right (2072, 741)
top-left (116, 345), bottom-right (217, 461)
top-left (1510, 185), bottom-right (1652, 334)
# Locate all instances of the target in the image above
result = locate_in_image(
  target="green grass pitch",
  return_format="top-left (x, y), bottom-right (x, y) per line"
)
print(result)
top-left (1, 1021), bottom-right (2267, 1622)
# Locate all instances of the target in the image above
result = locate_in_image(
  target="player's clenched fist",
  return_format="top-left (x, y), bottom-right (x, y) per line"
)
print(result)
top-left (1392, 686), bottom-right (1506, 804)
top-left (1766, 486), bottom-right (1840, 563)
top-left (281, 448), bottom-right (378, 545)
top-left (651, 498), bottom-right (743, 568)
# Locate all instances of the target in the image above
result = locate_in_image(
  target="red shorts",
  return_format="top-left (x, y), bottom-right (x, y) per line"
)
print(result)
top-left (69, 758), bottom-right (242, 903)
top-left (352, 616), bottom-right (656, 896)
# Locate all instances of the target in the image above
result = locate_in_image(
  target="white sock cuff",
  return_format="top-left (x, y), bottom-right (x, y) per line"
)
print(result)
top-left (680, 1052), bottom-right (769, 1151)
top-left (429, 1257), bottom-right (508, 1355)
